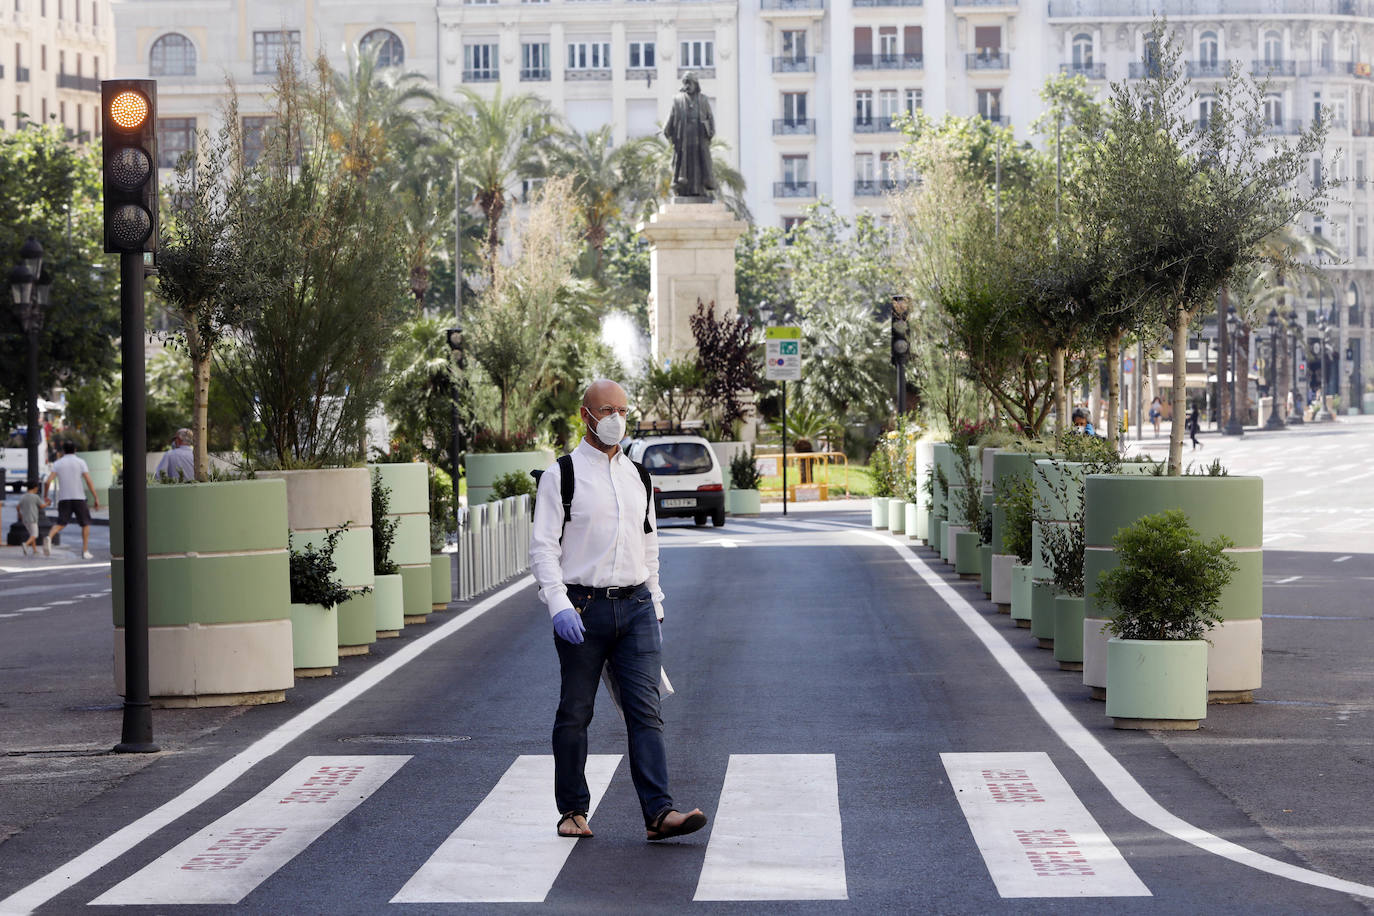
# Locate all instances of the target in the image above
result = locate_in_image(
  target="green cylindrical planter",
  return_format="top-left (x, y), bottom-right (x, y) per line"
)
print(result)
top-left (944, 524), bottom-right (966, 565)
top-left (77, 449), bottom-right (113, 506)
top-left (464, 449), bottom-right (555, 509)
top-left (888, 498), bottom-right (906, 534)
top-left (290, 602), bottom-right (338, 676)
top-left (914, 440), bottom-right (934, 542)
top-left (905, 502), bottom-right (920, 540)
top-left (729, 489), bottom-right (761, 516)
top-left (979, 544), bottom-right (993, 595)
top-left (1010, 563), bottom-right (1033, 626)
top-left (1030, 580), bottom-right (1060, 648)
top-left (931, 442), bottom-right (952, 521)
top-left (374, 573), bottom-right (404, 637)
top-left (872, 497), bottom-right (889, 529)
top-left (1084, 474), bottom-right (1263, 702)
top-left (991, 450), bottom-right (1050, 555)
top-left (955, 530), bottom-right (980, 576)
top-left (1105, 638), bottom-right (1208, 729)
top-left (1053, 595), bottom-right (1086, 669)
top-left (111, 479), bottom-right (293, 707)
top-left (930, 515), bottom-right (946, 555)
top-left (260, 468), bottom-right (376, 656)
top-left (369, 462), bottom-right (432, 623)
top-left (431, 554), bottom-right (453, 610)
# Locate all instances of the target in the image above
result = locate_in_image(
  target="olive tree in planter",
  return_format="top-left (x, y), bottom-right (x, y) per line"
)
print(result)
top-left (869, 436), bottom-right (894, 528)
top-left (372, 469), bottom-right (404, 638)
top-left (728, 446), bottom-right (762, 516)
top-left (952, 442), bottom-right (984, 578)
top-left (996, 473), bottom-right (1035, 626)
top-left (289, 526), bottom-right (363, 677)
top-left (1097, 510), bottom-right (1237, 730)
top-left (430, 464), bottom-right (456, 611)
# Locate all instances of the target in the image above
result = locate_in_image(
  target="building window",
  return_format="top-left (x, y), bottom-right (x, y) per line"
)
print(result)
top-left (905, 89), bottom-right (922, 115)
top-left (1197, 30), bottom-right (1218, 68)
top-left (522, 42), bottom-right (550, 79)
top-left (1318, 31), bottom-right (1333, 68)
top-left (1263, 30), bottom-right (1283, 65)
top-left (1358, 216), bottom-right (1367, 258)
top-left (568, 41), bottom-right (610, 70)
top-left (855, 90), bottom-right (873, 125)
top-left (360, 29), bottom-right (404, 68)
top-left (1264, 94), bottom-right (1283, 126)
top-left (880, 151), bottom-right (899, 183)
top-left (158, 117), bottom-right (196, 168)
top-left (1356, 156), bottom-right (1365, 189)
top-left (878, 27), bottom-right (897, 60)
top-left (977, 89), bottom-right (1002, 121)
top-left (781, 30), bottom-right (806, 62)
top-left (680, 40), bottom-right (713, 70)
top-left (1199, 96), bottom-right (1216, 128)
top-left (782, 215), bottom-right (806, 234)
top-left (782, 154), bottom-right (809, 185)
top-left (974, 26), bottom-right (1001, 58)
top-left (628, 41), bottom-right (655, 68)
top-left (59, 100), bottom-right (65, 125)
top-left (855, 152), bottom-right (874, 183)
top-left (253, 31), bottom-right (300, 75)
top-left (464, 43), bottom-right (498, 80)
top-left (782, 91), bottom-right (807, 124)
top-left (1072, 32), bottom-right (1093, 68)
top-left (242, 116), bottom-right (273, 167)
top-left (879, 89), bottom-right (898, 120)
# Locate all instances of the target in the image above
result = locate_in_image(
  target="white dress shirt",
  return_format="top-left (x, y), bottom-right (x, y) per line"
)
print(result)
top-left (529, 439), bottom-right (665, 621)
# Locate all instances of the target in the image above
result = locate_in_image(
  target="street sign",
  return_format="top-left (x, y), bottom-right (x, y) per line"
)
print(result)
top-left (765, 326), bottom-right (802, 381)
top-left (1123, 357), bottom-right (1135, 373)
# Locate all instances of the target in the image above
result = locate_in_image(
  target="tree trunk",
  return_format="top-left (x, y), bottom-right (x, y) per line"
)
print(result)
top-left (1169, 310), bottom-right (1190, 474)
top-left (1217, 289), bottom-right (1231, 429)
top-left (187, 323), bottom-right (211, 483)
top-left (1277, 302), bottom-right (1290, 417)
top-left (1238, 324), bottom-right (1252, 426)
top-left (1051, 345), bottom-right (1067, 440)
top-left (1106, 331), bottom-right (1122, 448)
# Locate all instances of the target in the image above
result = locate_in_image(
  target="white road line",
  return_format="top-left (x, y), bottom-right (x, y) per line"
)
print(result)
top-left (1273, 576), bottom-right (1303, 585)
top-left (861, 531), bottom-right (1374, 902)
top-left (1263, 533), bottom-right (1304, 543)
top-left (12, 607), bottom-right (47, 613)
top-left (391, 755), bottom-right (619, 903)
top-left (694, 754), bottom-right (847, 901)
top-left (0, 614), bottom-right (18, 619)
top-left (46, 600), bottom-right (77, 606)
top-left (91, 756), bottom-right (408, 905)
top-left (942, 752), bottom-right (1149, 898)
top-left (0, 575), bottom-right (536, 916)
top-left (1333, 555), bottom-right (1353, 563)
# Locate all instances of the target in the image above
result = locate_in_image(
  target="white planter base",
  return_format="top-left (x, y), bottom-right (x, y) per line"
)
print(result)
top-left (944, 525), bottom-right (968, 567)
top-left (115, 620), bottom-right (293, 707)
top-left (1082, 617), bottom-right (1111, 696)
top-left (990, 554), bottom-right (1014, 608)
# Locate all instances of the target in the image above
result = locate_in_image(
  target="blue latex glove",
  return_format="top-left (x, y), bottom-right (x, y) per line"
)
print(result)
top-left (553, 608), bottom-right (585, 644)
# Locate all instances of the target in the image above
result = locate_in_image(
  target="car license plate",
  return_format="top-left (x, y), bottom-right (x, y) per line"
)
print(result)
top-left (662, 498), bottom-right (696, 508)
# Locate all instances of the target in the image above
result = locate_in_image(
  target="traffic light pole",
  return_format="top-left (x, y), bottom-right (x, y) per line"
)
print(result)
top-left (896, 360), bottom-right (907, 415)
top-left (114, 251), bottom-right (156, 754)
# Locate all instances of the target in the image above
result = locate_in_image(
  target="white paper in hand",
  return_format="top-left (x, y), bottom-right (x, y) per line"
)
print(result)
top-left (601, 663), bottom-right (675, 719)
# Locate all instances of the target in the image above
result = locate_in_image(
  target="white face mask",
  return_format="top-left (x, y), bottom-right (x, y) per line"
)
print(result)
top-left (586, 410), bottom-right (626, 447)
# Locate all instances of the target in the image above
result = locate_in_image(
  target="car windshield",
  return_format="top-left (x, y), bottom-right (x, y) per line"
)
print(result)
top-left (641, 442), bottom-right (713, 476)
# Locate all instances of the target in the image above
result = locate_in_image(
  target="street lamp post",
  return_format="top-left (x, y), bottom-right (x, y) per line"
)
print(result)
top-left (1315, 311), bottom-right (1332, 421)
top-left (1224, 306), bottom-right (1245, 436)
top-left (8, 237), bottom-right (52, 490)
top-left (445, 326), bottom-right (465, 600)
top-left (1285, 309), bottom-right (1304, 425)
top-left (1346, 289), bottom-right (1362, 413)
top-left (890, 295), bottom-right (910, 414)
top-left (1264, 308), bottom-right (1285, 430)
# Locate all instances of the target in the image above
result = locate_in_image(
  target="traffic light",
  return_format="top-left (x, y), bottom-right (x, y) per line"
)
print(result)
top-left (446, 326), bottom-right (466, 370)
top-left (890, 295), bottom-right (911, 366)
top-left (101, 80), bottom-right (159, 254)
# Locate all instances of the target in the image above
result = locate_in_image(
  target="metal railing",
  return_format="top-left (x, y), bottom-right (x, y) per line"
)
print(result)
top-left (1252, 59), bottom-right (1296, 77)
top-left (854, 0), bottom-right (922, 6)
top-left (56, 72), bottom-right (100, 92)
top-left (1186, 59), bottom-right (1230, 78)
top-left (567, 68), bottom-right (612, 81)
top-left (520, 67), bottom-right (551, 81)
top-left (1051, 0), bottom-right (1374, 16)
top-left (772, 56), bottom-right (816, 72)
top-left (854, 178), bottom-right (906, 195)
top-left (853, 53), bottom-right (923, 70)
top-left (456, 494), bottom-right (532, 601)
top-left (463, 69), bottom-right (499, 82)
top-left (761, 0), bottom-right (825, 9)
top-left (773, 118), bottom-right (816, 135)
top-left (774, 181), bottom-right (817, 197)
top-left (854, 115), bottom-right (903, 132)
top-left (966, 52), bottom-right (1010, 70)
top-left (1059, 62), bottom-right (1106, 78)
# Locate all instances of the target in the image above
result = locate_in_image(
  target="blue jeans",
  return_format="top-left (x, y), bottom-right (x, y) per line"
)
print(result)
top-left (553, 586), bottom-right (672, 826)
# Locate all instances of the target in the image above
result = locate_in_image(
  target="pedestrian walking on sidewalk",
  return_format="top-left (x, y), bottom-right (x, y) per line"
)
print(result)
top-left (43, 441), bottom-right (98, 559)
top-left (1187, 403), bottom-right (1203, 450)
top-left (154, 427), bottom-right (195, 482)
top-left (1149, 397), bottom-right (1163, 438)
top-left (529, 379), bottom-right (708, 843)
top-left (14, 482), bottom-right (49, 555)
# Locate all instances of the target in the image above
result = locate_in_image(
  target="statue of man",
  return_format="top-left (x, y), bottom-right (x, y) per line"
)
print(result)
top-left (664, 72), bottom-right (716, 199)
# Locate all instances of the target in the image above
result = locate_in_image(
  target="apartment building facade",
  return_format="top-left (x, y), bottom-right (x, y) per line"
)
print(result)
top-left (2, 0), bottom-right (116, 139)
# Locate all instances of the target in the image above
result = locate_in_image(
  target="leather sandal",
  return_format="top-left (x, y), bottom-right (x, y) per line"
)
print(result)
top-left (645, 808), bottom-right (707, 842)
top-left (557, 811), bottom-right (592, 838)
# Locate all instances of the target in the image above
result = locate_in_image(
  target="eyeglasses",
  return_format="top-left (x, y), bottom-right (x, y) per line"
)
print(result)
top-left (589, 405), bottom-right (631, 417)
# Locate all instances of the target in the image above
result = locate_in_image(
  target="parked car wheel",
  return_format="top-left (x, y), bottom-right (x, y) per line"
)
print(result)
top-left (694, 513), bottom-right (707, 526)
top-left (711, 507), bottom-right (726, 527)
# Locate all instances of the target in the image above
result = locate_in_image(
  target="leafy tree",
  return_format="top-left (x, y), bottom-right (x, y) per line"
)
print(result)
top-left (598, 224), bottom-right (651, 331)
top-left (544, 125), bottom-right (654, 278)
top-left (0, 126), bottom-right (119, 432)
top-left (381, 315), bottom-right (460, 467)
top-left (635, 359), bottom-right (701, 429)
top-left (689, 299), bottom-right (760, 438)
top-left (734, 224), bottom-right (792, 319)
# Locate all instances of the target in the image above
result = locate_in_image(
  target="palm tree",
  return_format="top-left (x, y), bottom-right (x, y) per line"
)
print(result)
top-left (448, 88), bottom-right (557, 272)
top-left (635, 133), bottom-right (750, 221)
top-left (543, 125), bottom-right (655, 278)
top-left (327, 47), bottom-right (439, 181)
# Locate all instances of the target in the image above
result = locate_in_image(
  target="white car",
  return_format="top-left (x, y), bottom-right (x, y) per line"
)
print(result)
top-left (626, 434), bottom-right (726, 527)
top-left (2, 426), bottom-right (50, 492)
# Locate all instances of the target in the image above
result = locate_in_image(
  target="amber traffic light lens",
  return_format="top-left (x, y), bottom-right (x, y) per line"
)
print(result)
top-left (109, 90), bottom-right (149, 130)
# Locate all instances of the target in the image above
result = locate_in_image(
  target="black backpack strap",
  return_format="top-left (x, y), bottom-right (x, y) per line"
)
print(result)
top-left (634, 461), bottom-right (653, 533)
top-left (558, 454), bottom-right (575, 543)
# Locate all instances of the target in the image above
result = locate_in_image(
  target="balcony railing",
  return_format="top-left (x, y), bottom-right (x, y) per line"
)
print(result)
top-left (773, 118), bottom-right (817, 135)
top-left (1354, 121), bottom-right (1374, 137)
top-left (1263, 119), bottom-right (1304, 135)
top-left (854, 115), bottom-right (903, 133)
top-left (1051, 0), bottom-right (1374, 16)
top-left (678, 67), bottom-right (715, 79)
top-left (772, 57), bottom-right (816, 73)
top-left (853, 53), bottom-right (923, 71)
top-left (761, 0), bottom-right (825, 9)
top-left (854, 0), bottom-right (922, 6)
top-left (567, 68), bottom-right (612, 81)
top-left (954, 0), bottom-right (1017, 6)
top-left (625, 67), bottom-right (655, 81)
top-left (520, 67), bottom-right (550, 81)
top-left (15, 66), bottom-right (30, 83)
top-left (56, 72), bottom-right (101, 92)
top-left (463, 69), bottom-right (499, 82)
top-left (1299, 60), bottom-right (1348, 77)
top-left (1186, 59), bottom-right (1230, 79)
top-left (1128, 62), bottom-right (1162, 79)
top-left (854, 178), bottom-right (906, 196)
top-left (1252, 59), bottom-right (1297, 78)
top-left (774, 181), bottom-right (817, 198)
top-left (966, 52), bottom-right (1009, 70)
top-left (1059, 62), bottom-right (1105, 79)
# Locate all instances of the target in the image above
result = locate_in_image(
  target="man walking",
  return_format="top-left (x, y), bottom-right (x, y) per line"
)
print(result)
top-left (44, 441), bottom-right (98, 559)
top-left (155, 428), bottom-right (195, 482)
top-left (529, 379), bottom-right (707, 842)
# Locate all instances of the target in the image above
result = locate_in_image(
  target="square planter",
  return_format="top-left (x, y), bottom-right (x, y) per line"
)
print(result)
top-left (373, 573), bottom-right (404, 637)
top-left (944, 524), bottom-right (968, 567)
top-left (991, 554), bottom-right (1014, 610)
top-left (1030, 580), bottom-right (1060, 648)
top-left (729, 488), bottom-right (761, 516)
top-left (1106, 638), bottom-right (1208, 730)
top-left (1053, 595), bottom-right (1086, 670)
top-left (954, 530), bottom-right (980, 577)
top-left (431, 554), bottom-right (453, 610)
top-left (291, 601), bottom-right (338, 677)
top-left (1010, 563), bottom-right (1033, 627)
top-left (978, 544), bottom-right (993, 595)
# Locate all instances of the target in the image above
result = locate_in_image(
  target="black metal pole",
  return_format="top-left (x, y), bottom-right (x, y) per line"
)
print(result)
top-left (25, 322), bottom-right (40, 487)
top-left (451, 398), bottom-right (461, 599)
top-left (1287, 325), bottom-right (1304, 425)
top-left (1265, 330), bottom-right (1285, 430)
top-left (1225, 329), bottom-right (1244, 436)
top-left (116, 251), bottom-right (156, 754)
top-left (781, 381), bottom-right (788, 518)
top-left (896, 360), bottom-right (907, 415)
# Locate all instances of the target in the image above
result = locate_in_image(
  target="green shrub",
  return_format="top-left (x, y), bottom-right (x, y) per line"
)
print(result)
top-left (491, 469), bottom-right (537, 503)
top-left (956, 445), bottom-right (984, 533)
top-left (995, 475), bottom-right (1034, 565)
top-left (870, 439), bottom-right (894, 499)
top-left (371, 470), bottom-right (399, 576)
top-left (429, 464), bottom-right (454, 552)
top-left (289, 526), bottom-right (361, 610)
top-left (1097, 509), bottom-right (1237, 641)
top-left (729, 445), bottom-right (762, 491)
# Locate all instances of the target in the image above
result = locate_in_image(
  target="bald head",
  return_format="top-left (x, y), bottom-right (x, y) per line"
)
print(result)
top-left (582, 379), bottom-right (627, 412)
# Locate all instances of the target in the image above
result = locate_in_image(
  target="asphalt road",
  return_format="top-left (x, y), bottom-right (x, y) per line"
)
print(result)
top-left (0, 511), bottom-right (1370, 914)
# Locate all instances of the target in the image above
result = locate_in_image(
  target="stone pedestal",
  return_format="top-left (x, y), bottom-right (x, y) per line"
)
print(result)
top-left (639, 200), bottom-right (748, 365)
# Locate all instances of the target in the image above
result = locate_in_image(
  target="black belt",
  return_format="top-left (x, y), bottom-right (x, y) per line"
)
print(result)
top-left (567, 582), bottom-right (645, 601)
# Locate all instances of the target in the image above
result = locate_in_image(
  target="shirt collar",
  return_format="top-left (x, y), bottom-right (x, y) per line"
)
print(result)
top-left (575, 437), bottom-right (623, 463)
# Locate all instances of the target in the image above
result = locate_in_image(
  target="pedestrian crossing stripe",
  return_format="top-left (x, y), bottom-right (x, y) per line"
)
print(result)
top-left (942, 752), bottom-right (1150, 898)
top-left (391, 754), bottom-right (620, 904)
top-left (90, 755), bottom-right (410, 906)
